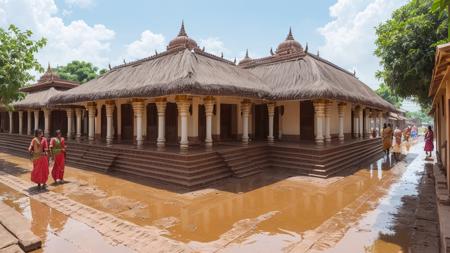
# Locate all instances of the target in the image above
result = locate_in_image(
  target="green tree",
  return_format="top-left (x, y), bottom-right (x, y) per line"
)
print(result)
top-left (375, 0), bottom-right (447, 108)
top-left (406, 108), bottom-right (433, 124)
top-left (376, 83), bottom-right (403, 108)
top-left (0, 25), bottom-right (46, 107)
top-left (56, 60), bottom-right (106, 84)
top-left (432, 0), bottom-right (450, 39)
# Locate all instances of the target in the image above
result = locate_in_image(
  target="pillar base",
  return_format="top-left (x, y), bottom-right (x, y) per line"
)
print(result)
top-left (267, 136), bottom-right (274, 144)
top-left (325, 136), bottom-right (331, 142)
top-left (180, 144), bottom-right (189, 150)
top-left (157, 140), bottom-right (165, 146)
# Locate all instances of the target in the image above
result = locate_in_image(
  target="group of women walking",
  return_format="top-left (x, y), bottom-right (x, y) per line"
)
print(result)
top-left (28, 129), bottom-right (67, 190)
top-left (382, 124), bottom-right (434, 160)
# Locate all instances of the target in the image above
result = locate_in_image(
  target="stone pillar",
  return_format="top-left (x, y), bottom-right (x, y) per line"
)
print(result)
top-left (364, 108), bottom-right (371, 137)
top-left (241, 100), bottom-right (251, 144)
top-left (338, 102), bottom-right (346, 141)
top-left (66, 109), bottom-right (73, 139)
top-left (313, 100), bottom-right (326, 144)
top-left (176, 95), bottom-right (190, 149)
top-left (18, 111), bottom-right (23, 135)
top-left (156, 98), bottom-right (167, 147)
top-left (95, 103), bottom-right (102, 139)
top-left (27, 110), bottom-right (32, 135)
top-left (132, 99), bottom-right (145, 147)
top-left (87, 103), bottom-right (96, 141)
top-left (378, 111), bottom-right (384, 137)
top-left (267, 102), bottom-right (275, 143)
top-left (105, 101), bottom-right (115, 145)
top-left (204, 96), bottom-right (215, 147)
top-left (75, 108), bottom-right (82, 140)
top-left (324, 101), bottom-right (331, 142)
top-left (358, 107), bottom-right (364, 138)
top-left (8, 111), bottom-right (13, 134)
top-left (43, 108), bottom-right (50, 137)
top-left (34, 110), bottom-right (39, 131)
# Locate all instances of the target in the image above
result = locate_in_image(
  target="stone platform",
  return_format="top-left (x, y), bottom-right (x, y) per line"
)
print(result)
top-left (0, 133), bottom-right (383, 188)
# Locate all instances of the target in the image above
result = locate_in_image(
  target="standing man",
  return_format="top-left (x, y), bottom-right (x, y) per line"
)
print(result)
top-left (50, 130), bottom-right (67, 184)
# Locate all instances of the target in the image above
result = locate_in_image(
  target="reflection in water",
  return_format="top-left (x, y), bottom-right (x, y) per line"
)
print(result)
top-left (0, 183), bottom-right (133, 253)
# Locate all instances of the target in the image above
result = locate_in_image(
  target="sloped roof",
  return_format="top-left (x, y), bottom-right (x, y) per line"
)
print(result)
top-left (244, 53), bottom-right (396, 111)
top-left (20, 64), bottom-right (79, 93)
top-left (49, 48), bottom-right (271, 104)
top-left (13, 87), bottom-right (63, 109)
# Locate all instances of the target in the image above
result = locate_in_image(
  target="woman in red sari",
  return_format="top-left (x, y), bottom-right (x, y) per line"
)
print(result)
top-left (28, 129), bottom-right (49, 189)
top-left (424, 125), bottom-right (434, 158)
top-left (50, 130), bottom-right (66, 184)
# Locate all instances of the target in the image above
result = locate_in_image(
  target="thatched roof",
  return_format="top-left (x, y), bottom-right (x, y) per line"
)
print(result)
top-left (12, 87), bottom-right (63, 109)
top-left (49, 48), bottom-right (271, 104)
top-left (244, 53), bottom-right (396, 111)
top-left (20, 64), bottom-right (79, 93)
top-left (48, 24), bottom-right (396, 112)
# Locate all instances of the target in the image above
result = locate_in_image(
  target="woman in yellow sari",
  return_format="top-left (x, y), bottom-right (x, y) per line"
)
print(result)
top-left (382, 123), bottom-right (393, 156)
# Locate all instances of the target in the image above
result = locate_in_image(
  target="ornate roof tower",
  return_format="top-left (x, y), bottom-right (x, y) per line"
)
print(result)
top-left (167, 21), bottom-right (199, 51)
top-left (275, 27), bottom-right (303, 56)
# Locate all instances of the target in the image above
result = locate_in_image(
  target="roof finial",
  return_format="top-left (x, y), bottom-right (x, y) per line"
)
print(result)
top-left (305, 42), bottom-right (308, 53)
top-left (286, 27), bottom-right (294, 40)
top-left (233, 58), bottom-right (236, 64)
top-left (245, 49), bottom-right (249, 58)
top-left (155, 50), bottom-right (158, 55)
top-left (353, 70), bottom-right (356, 76)
top-left (317, 50), bottom-right (320, 57)
top-left (123, 59), bottom-right (126, 64)
top-left (270, 47), bottom-right (274, 55)
top-left (47, 62), bottom-right (51, 72)
top-left (221, 52), bottom-right (224, 58)
top-left (202, 46), bottom-right (205, 51)
top-left (178, 20), bottom-right (187, 37)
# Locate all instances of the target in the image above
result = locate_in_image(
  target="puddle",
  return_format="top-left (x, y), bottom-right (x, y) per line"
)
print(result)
top-left (0, 183), bottom-right (134, 253)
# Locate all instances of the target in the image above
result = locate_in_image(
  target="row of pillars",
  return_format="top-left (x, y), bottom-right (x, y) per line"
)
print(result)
top-left (313, 100), bottom-right (346, 144)
top-left (8, 108), bottom-right (83, 139)
top-left (84, 96), bottom-right (275, 149)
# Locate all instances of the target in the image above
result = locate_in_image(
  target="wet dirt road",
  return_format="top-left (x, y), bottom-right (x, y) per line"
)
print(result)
top-left (0, 140), bottom-right (438, 252)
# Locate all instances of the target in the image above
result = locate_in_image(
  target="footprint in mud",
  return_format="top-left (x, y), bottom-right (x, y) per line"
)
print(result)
top-left (98, 196), bottom-right (150, 219)
top-left (61, 179), bottom-right (107, 198)
top-left (152, 216), bottom-right (180, 229)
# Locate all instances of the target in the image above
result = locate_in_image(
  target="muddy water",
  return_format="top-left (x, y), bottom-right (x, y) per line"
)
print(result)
top-left (0, 183), bottom-right (134, 253)
top-left (0, 141), bottom-right (427, 252)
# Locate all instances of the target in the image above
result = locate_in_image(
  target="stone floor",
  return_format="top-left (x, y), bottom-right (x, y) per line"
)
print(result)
top-left (0, 139), bottom-right (443, 253)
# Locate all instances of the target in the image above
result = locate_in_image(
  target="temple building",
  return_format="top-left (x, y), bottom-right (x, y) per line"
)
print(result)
top-left (0, 65), bottom-right (79, 136)
top-left (0, 23), bottom-right (397, 187)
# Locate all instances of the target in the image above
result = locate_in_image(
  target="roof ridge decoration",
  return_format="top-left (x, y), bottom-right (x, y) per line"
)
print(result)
top-left (167, 20), bottom-right (199, 51)
top-left (238, 49), bottom-right (253, 65)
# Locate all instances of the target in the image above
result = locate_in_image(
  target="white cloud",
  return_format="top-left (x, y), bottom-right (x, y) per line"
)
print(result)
top-left (65, 0), bottom-right (94, 9)
top-left (318, 0), bottom-right (407, 89)
top-left (123, 30), bottom-right (165, 61)
top-left (0, 0), bottom-right (115, 70)
top-left (199, 37), bottom-right (230, 57)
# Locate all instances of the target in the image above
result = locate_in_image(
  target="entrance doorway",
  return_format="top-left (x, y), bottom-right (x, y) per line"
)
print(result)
top-left (165, 103), bottom-right (178, 144)
top-left (198, 105), bottom-right (206, 142)
top-left (220, 104), bottom-right (236, 140)
top-left (121, 104), bottom-right (133, 141)
top-left (146, 103), bottom-right (158, 142)
top-left (254, 104), bottom-right (268, 141)
top-left (300, 101), bottom-right (314, 141)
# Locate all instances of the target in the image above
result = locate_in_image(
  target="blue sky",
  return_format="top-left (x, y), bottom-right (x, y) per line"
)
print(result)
top-left (0, 0), bottom-right (418, 111)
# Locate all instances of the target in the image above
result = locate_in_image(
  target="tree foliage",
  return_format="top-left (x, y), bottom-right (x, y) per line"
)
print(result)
top-left (376, 83), bottom-right (403, 108)
top-left (375, 0), bottom-right (447, 108)
top-left (56, 60), bottom-right (106, 84)
top-left (0, 25), bottom-right (46, 107)
top-left (432, 0), bottom-right (450, 39)
top-left (406, 108), bottom-right (433, 124)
